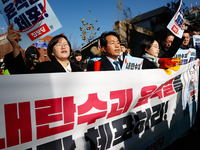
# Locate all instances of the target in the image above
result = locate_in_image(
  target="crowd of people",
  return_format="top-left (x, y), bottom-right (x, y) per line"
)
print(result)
top-left (3, 23), bottom-right (200, 74)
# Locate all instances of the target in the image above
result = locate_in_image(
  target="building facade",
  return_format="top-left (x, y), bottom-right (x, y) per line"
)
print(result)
top-left (184, 6), bottom-right (200, 30)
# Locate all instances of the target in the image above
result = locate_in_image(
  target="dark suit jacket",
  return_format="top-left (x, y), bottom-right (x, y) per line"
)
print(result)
top-left (87, 55), bottom-right (123, 71)
top-left (4, 52), bottom-right (82, 74)
top-left (158, 45), bottom-right (168, 58)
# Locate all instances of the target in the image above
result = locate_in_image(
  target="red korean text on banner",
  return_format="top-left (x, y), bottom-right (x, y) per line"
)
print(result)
top-left (78, 93), bottom-right (107, 125)
top-left (107, 89), bottom-right (133, 118)
top-left (134, 79), bottom-right (175, 108)
top-left (35, 97), bottom-right (76, 139)
top-left (27, 23), bottom-right (50, 41)
top-left (4, 102), bottom-right (32, 148)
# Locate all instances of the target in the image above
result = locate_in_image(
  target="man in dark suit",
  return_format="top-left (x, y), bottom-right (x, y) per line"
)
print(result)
top-left (87, 31), bottom-right (123, 71)
top-left (158, 31), bottom-right (175, 58)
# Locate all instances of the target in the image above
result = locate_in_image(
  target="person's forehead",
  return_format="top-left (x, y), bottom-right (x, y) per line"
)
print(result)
top-left (183, 33), bottom-right (190, 37)
top-left (58, 37), bottom-right (68, 43)
top-left (106, 35), bottom-right (119, 41)
top-left (166, 35), bottom-right (174, 40)
top-left (152, 40), bottom-right (159, 45)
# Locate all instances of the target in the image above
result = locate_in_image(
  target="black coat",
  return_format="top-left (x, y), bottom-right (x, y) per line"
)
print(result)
top-left (142, 36), bottom-right (184, 69)
top-left (158, 45), bottom-right (168, 58)
top-left (180, 42), bottom-right (193, 50)
top-left (142, 58), bottom-right (158, 69)
top-left (72, 60), bottom-right (88, 71)
top-left (4, 52), bottom-right (82, 74)
top-left (87, 55), bottom-right (123, 71)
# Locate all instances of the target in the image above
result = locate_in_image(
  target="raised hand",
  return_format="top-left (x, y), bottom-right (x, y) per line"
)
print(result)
top-left (7, 23), bottom-right (22, 58)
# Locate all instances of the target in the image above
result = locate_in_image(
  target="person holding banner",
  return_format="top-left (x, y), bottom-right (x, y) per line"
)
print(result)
top-left (118, 43), bottom-right (131, 61)
top-left (4, 24), bottom-right (82, 74)
top-left (141, 35), bottom-right (184, 69)
top-left (87, 31), bottom-right (123, 71)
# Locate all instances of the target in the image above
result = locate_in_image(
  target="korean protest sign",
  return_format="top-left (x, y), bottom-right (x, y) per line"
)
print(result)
top-left (0, 0), bottom-right (62, 50)
top-left (174, 49), bottom-right (196, 65)
top-left (0, 60), bottom-right (199, 150)
top-left (167, 0), bottom-right (184, 38)
top-left (122, 56), bottom-right (143, 70)
top-left (193, 35), bottom-right (200, 58)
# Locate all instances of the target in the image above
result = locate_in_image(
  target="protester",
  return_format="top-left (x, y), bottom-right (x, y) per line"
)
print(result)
top-left (141, 35), bottom-right (184, 69)
top-left (4, 23), bottom-right (82, 74)
top-left (24, 45), bottom-right (40, 70)
top-left (87, 46), bottom-right (102, 62)
top-left (87, 31), bottom-right (122, 71)
top-left (118, 43), bottom-right (131, 61)
top-left (87, 40), bottom-right (102, 63)
top-left (188, 25), bottom-right (200, 36)
top-left (158, 31), bottom-right (175, 57)
top-left (126, 48), bottom-right (132, 55)
top-left (180, 30), bottom-right (193, 50)
top-left (191, 30), bottom-right (200, 36)
top-left (120, 43), bottom-right (126, 52)
top-left (72, 50), bottom-right (87, 71)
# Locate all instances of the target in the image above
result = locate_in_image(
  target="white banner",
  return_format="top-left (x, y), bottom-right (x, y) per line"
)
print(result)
top-left (0, 60), bottom-right (199, 150)
top-left (167, 0), bottom-right (184, 38)
top-left (0, 0), bottom-right (62, 50)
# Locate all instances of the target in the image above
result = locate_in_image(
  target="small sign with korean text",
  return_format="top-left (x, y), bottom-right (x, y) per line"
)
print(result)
top-left (167, 0), bottom-right (184, 38)
top-left (0, 0), bottom-right (62, 49)
top-left (174, 49), bottom-right (196, 65)
top-left (122, 56), bottom-right (143, 70)
top-left (193, 35), bottom-right (200, 58)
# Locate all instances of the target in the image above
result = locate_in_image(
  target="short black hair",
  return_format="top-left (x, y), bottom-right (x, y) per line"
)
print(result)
top-left (120, 43), bottom-right (126, 47)
top-left (140, 37), bottom-right (160, 56)
top-left (183, 30), bottom-right (190, 35)
top-left (74, 50), bottom-right (82, 57)
top-left (47, 34), bottom-right (72, 61)
top-left (100, 31), bottom-right (121, 47)
top-left (162, 30), bottom-right (174, 40)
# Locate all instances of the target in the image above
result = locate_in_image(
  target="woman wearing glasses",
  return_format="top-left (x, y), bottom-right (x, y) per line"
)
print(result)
top-left (140, 36), bottom-right (184, 69)
top-left (4, 24), bottom-right (82, 74)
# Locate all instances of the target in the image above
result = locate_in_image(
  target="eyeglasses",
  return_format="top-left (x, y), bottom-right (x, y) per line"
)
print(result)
top-left (152, 45), bottom-right (160, 50)
top-left (55, 43), bottom-right (69, 48)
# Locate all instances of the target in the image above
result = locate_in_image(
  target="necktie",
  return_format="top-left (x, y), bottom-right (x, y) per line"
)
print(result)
top-left (113, 61), bottom-right (120, 70)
